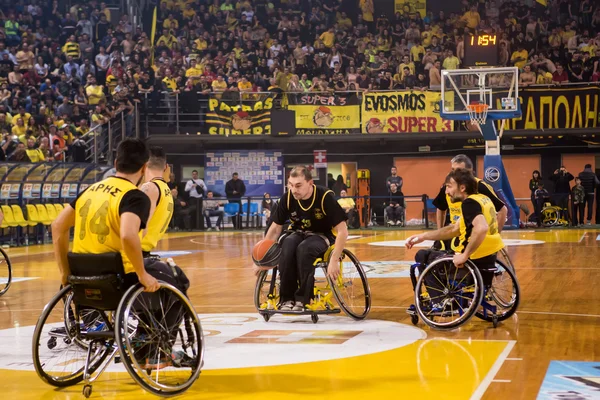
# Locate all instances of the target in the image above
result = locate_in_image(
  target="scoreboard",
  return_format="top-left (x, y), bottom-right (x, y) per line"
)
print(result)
top-left (463, 34), bottom-right (499, 67)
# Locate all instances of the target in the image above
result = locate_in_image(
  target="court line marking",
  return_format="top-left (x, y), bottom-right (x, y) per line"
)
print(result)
top-left (470, 340), bottom-right (516, 400)
top-left (491, 380), bottom-right (512, 383)
top-left (579, 234), bottom-right (587, 242)
top-left (505, 358), bottom-right (523, 361)
top-left (597, 234), bottom-right (600, 241)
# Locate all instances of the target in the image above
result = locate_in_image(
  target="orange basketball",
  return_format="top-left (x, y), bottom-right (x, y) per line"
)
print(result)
top-left (252, 239), bottom-right (281, 270)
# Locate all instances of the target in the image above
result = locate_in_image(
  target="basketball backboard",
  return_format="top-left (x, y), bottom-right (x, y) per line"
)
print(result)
top-left (440, 67), bottom-right (521, 122)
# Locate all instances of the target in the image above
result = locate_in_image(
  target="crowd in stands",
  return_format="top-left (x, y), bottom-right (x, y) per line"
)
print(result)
top-left (0, 0), bottom-right (600, 161)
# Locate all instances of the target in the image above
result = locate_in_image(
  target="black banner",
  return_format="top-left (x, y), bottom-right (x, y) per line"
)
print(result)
top-left (497, 87), bottom-right (600, 130)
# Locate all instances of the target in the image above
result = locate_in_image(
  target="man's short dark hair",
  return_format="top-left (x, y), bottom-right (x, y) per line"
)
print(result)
top-left (232, 172), bottom-right (238, 176)
top-left (451, 154), bottom-right (474, 170)
top-left (115, 138), bottom-right (149, 174)
top-left (289, 166), bottom-right (312, 181)
top-left (446, 168), bottom-right (478, 195)
top-left (147, 146), bottom-right (166, 170)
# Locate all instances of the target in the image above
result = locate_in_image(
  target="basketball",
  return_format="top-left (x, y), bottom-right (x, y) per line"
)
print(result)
top-left (252, 239), bottom-right (281, 269)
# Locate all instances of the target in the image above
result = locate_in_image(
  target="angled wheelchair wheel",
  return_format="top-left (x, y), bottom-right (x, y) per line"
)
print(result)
top-left (254, 267), bottom-right (279, 313)
top-left (497, 248), bottom-right (515, 275)
top-left (476, 260), bottom-right (520, 323)
top-left (115, 283), bottom-right (204, 397)
top-left (0, 247), bottom-right (12, 297)
top-left (325, 249), bottom-right (371, 320)
top-left (414, 257), bottom-right (484, 330)
top-left (32, 286), bottom-right (113, 387)
top-left (541, 207), bottom-right (559, 227)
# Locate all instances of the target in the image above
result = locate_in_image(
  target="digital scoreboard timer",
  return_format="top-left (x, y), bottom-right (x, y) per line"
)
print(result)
top-left (463, 34), bottom-right (499, 67)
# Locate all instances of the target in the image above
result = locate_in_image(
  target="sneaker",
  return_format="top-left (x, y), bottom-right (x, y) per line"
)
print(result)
top-left (215, 226), bottom-right (220, 231)
top-left (171, 350), bottom-right (196, 368)
top-left (279, 301), bottom-right (294, 311)
top-left (144, 356), bottom-right (172, 370)
top-left (292, 301), bottom-right (304, 311)
top-left (207, 227), bottom-right (213, 231)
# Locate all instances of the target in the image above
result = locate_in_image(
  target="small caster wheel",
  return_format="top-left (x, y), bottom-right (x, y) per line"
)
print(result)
top-left (47, 337), bottom-right (57, 349)
top-left (311, 314), bottom-right (319, 324)
top-left (492, 316), bottom-right (499, 328)
top-left (146, 368), bottom-right (152, 375)
top-left (63, 338), bottom-right (71, 345)
top-left (83, 385), bottom-right (92, 398)
top-left (411, 314), bottom-right (419, 326)
top-left (262, 313), bottom-right (271, 322)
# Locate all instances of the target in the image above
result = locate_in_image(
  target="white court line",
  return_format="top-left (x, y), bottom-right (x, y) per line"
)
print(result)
top-left (597, 234), bottom-right (600, 241)
top-left (579, 233), bottom-right (587, 242)
top-left (491, 380), bottom-right (512, 383)
top-left (470, 340), bottom-right (516, 400)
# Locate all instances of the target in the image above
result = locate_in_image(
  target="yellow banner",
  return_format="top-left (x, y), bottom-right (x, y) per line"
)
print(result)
top-left (289, 105), bottom-right (360, 131)
top-left (395, 0), bottom-right (426, 17)
top-left (361, 91), bottom-right (453, 133)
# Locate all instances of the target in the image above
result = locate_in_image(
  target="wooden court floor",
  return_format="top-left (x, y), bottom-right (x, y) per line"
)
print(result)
top-left (1, 228), bottom-right (599, 399)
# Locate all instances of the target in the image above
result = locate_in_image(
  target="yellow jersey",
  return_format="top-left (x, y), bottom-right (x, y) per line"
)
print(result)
top-left (72, 176), bottom-right (151, 274)
top-left (436, 178), bottom-right (505, 225)
top-left (141, 178), bottom-right (174, 252)
top-left (451, 193), bottom-right (504, 259)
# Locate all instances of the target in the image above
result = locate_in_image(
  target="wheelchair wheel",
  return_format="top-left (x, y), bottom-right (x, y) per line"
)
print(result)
top-left (254, 267), bottom-right (279, 312)
top-left (0, 247), bottom-right (12, 297)
top-left (541, 207), bottom-right (559, 227)
top-left (115, 283), bottom-right (204, 397)
top-left (498, 248), bottom-right (515, 275)
top-left (476, 260), bottom-right (520, 323)
top-left (325, 249), bottom-right (371, 320)
top-left (414, 257), bottom-right (484, 330)
top-left (32, 286), bottom-right (114, 387)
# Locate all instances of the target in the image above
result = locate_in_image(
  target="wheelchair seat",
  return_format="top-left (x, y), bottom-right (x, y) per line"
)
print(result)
top-left (67, 252), bottom-right (128, 311)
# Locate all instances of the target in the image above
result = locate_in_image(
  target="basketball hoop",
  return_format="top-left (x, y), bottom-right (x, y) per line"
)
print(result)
top-left (467, 103), bottom-right (490, 125)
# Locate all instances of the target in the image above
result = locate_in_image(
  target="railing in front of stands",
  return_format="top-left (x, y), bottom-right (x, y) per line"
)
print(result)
top-left (138, 82), bottom-right (600, 136)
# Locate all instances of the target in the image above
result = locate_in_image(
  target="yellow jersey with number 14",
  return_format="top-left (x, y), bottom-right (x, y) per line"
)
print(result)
top-left (452, 193), bottom-right (504, 259)
top-left (73, 176), bottom-right (141, 274)
top-left (141, 178), bottom-right (174, 252)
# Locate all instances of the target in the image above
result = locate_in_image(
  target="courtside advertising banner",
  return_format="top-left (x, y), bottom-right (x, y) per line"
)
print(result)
top-left (288, 93), bottom-right (361, 135)
top-left (361, 91), bottom-right (454, 133)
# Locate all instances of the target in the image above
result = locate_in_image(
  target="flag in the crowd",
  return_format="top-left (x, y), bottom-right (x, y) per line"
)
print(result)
top-left (150, 6), bottom-right (157, 64)
top-left (536, 0), bottom-right (547, 6)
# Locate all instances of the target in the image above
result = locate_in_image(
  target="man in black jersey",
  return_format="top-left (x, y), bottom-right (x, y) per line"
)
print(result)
top-left (433, 154), bottom-right (507, 232)
top-left (264, 166), bottom-right (348, 312)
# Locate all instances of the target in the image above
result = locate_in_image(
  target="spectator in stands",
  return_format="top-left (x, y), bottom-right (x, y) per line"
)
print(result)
top-left (386, 166), bottom-right (403, 193)
top-left (203, 191), bottom-right (224, 231)
top-left (225, 172), bottom-right (246, 228)
top-left (385, 183), bottom-right (404, 226)
top-left (261, 192), bottom-right (273, 221)
top-left (172, 186), bottom-right (194, 230)
top-left (550, 166), bottom-right (574, 219)
top-left (338, 189), bottom-right (358, 229)
top-left (332, 174), bottom-right (347, 196)
top-left (572, 177), bottom-right (586, 226)
top-left (578, 164), bottom-right (600, 225)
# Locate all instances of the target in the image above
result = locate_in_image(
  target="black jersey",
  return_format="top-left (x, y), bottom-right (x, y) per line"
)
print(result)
top-left (272, 185), bottom-right (347, 240)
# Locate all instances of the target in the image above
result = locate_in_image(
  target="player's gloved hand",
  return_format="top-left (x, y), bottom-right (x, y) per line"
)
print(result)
top-left (139, 272), bottom-right (160, 292)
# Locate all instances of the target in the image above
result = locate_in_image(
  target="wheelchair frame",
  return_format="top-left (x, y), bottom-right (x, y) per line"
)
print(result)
top-left (254, 246), bottom-right (371, 323)
top-left (32, 279), bottom-right (204, 398)
top-left (407, 254), bottom-right (520, 330)
top-left (540, 203), bottom-right (569, 227)
top-left (0, 247), bottom-right (12, 297)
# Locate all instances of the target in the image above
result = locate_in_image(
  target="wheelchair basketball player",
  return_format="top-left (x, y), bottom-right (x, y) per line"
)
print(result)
top-left (406, 168), bottom-right (505, 311)
top-left (263, 166), bottom-right (348, 311)
top-left (433, 154), bottom-right (507, 250)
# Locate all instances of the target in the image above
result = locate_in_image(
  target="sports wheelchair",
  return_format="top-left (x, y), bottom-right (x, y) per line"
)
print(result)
top-left (0, 247), bottom-right (11, 297)
top-left (32, 253), bottom-right (204, 398)
top-left (254, 244), bottom-right (371, 323)
top-left (540, 202), bottom-right (569, 227)
top-left (407, 255), bottom-right (520, 330)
